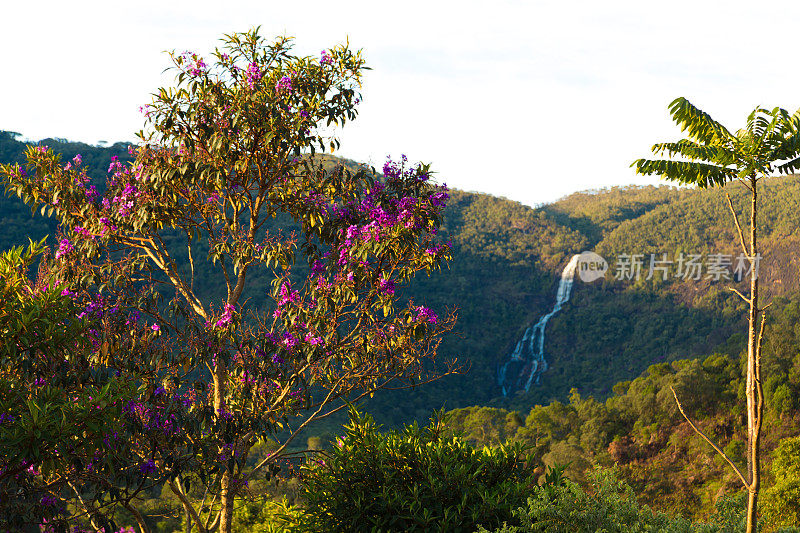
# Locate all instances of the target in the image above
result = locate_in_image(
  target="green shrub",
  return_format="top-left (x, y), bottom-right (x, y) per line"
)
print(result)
top-left (295, 407), bottom-right (548, 532)
top-left (231, 498), bottom-right (305, 533)
top-left (762, 436), bottom-right (800, 528)
top-left (477, 467), bottom-right (752, 533)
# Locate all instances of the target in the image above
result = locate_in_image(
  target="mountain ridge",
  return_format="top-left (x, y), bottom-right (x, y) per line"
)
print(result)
top-left (2, 130), bottom-right (799, 424)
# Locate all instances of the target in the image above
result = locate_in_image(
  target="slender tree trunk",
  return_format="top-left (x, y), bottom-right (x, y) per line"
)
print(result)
top-left (745, 176), bottom-right (760, 533)
top-left (219, 471), bottom-right (235, 532)
top-left (122, 501), bottom-right (151, 533)
top-left (213, 357), bottom-right (236, 532)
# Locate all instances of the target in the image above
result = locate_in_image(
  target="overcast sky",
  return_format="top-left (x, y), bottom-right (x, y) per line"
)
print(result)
top-left (4, 0), bottom-right (800, 206)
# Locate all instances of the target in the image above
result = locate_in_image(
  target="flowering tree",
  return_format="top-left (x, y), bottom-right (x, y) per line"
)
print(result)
top-left (1, 29), bottom-right (456, 532)
top-left (0, 240), bottom-right (179, 532)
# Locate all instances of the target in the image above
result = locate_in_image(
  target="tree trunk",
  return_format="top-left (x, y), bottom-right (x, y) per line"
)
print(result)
top-left (213, 357), bottom-right (236, 532)
top-left (219, 470), bottom-right (235, 532)
top-left (745, 176), bottom-right (760, 533)
top-left (122, 501), bottom-right (151, 533)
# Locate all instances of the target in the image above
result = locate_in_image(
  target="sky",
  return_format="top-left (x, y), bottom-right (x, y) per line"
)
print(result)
top-left (4, 0), bottom-right (800, 206)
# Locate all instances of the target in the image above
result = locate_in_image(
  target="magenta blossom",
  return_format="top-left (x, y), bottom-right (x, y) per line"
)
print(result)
top-left (55, 238), bottom-right (73, 259)
top-left (275, 75), bottom-right (292, 93)
top-left (278, 282), bottom-right (300, 306)
top-left (414, 306), bottom-right (438, 324)
top-left (214, 304), bottom-right (235, 328)
top-left (245, 62), bottom-right (262, 88)
top-left (379, 277), bottom-right (395, 295)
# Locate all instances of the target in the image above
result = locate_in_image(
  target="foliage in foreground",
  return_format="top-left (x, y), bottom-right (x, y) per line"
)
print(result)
top-left (478, 467), bottom-right (793, 533)
top-left (0, 28), bottom-right (455, 531)
top-left (286, 408), bottom-right (552, 532)
top-left (0, 241), bottom-right (156, 531)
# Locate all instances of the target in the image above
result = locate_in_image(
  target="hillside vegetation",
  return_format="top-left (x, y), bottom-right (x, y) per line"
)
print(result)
top-left (5, 131), bottom-right (800, 529)
top-left (0, 132), bottom-right (800, 425)
top-left (3, 131), bottom-right (800, 423)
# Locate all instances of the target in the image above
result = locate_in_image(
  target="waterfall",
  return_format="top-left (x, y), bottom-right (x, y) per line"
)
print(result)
top-left (498, 254), bottom-right (581, 396)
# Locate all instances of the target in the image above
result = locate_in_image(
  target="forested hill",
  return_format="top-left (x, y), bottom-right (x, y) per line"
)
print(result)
top-left (3, 130), bottom-right (800, 425)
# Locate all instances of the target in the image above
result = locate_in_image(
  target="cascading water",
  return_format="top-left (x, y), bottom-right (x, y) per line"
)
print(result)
top-left (498, 254), bottom-right (581, 396)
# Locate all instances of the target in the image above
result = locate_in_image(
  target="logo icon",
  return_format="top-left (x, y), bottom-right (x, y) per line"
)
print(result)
top-left (576, 251), bottom-right (608, 282)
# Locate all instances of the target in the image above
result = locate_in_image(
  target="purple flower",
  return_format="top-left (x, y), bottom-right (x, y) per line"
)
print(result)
top-left (245, 62), bottom-right (262, 88)
top-left (281, 332), bottom-right (299, 351)
top-left (151, 324), bottom-right (160, 332)
top-left (305, 333), bottom-right (324, 346)
top-left (108, 156), bottom-right (123, 174)
top-left (55, 238), bottom-right (73, 259)
top-left (430, 189), bottom-right (449, 207)
top-left (278, 282), bottom-right (300, 306)
top-left (118, 201), bottom-right (134, 216)
top-left (275, 75), bottom-right (292, 93)
top-left (72, 154), bottom-right (82, 166)
top-left (414, 306), bottom-right (438, 324)
top-left (378, 278), bottom-right (395, 295)
top-left (214, 304), bottom-right (235, 328)
top-left (61, 287), bottom-right (77, 298)
top-left (122, 183), bottom-right (139, 197)
top-left (321, 50), bottom-right (334, 65)
top-left (188, 57), bottom-right (207, 76)
top-left (139, 459), bottom-right (156, 474)
top-left (84, 185), bottom-right (99, 201)
top-left (125, 310), bottom-right (140, 325)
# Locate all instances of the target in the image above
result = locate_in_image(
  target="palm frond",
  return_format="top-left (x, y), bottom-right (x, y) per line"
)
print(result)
top-left (632, 158), bottom-right (735, 188)
top-left (746, 106), bottom-right (774, 139)
top-left (768, 109), bottom-right (800, 164)
top-left (651, 140), bottom-right (736, 166)
top-left (668, 97), bottom-right (734, 145)
top-left (776, 155), bottom-right (800, 175)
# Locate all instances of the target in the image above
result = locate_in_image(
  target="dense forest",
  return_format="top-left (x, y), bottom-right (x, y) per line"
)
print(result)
top-left (4, 129), bottom-right (800, 530)
top-left (4, 130), bottom-right (798, 423)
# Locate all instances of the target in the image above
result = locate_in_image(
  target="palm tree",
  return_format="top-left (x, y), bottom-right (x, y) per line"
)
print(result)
top-left (633, 97), bottom-right (800, 533)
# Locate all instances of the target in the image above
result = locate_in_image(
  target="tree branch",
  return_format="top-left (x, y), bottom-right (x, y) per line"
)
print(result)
top-left (726, 192), bottom-right (750, 258)
top-left (728, 287), bottom-right (751, 304)
top-left (142, 244), bottom-right (207, 320)
top-left (187, 238), bottom-right (196, 294)
top-left (169, 478), bottom-right (207, 533)
top-left (246, 373), bottom-right (349, 482)
top-left (121, 500), bottom-right (151, 533)
top-left (67, 481), bottom-right (103, 531)
top-left (670, 386), bottom-right (749, 488)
